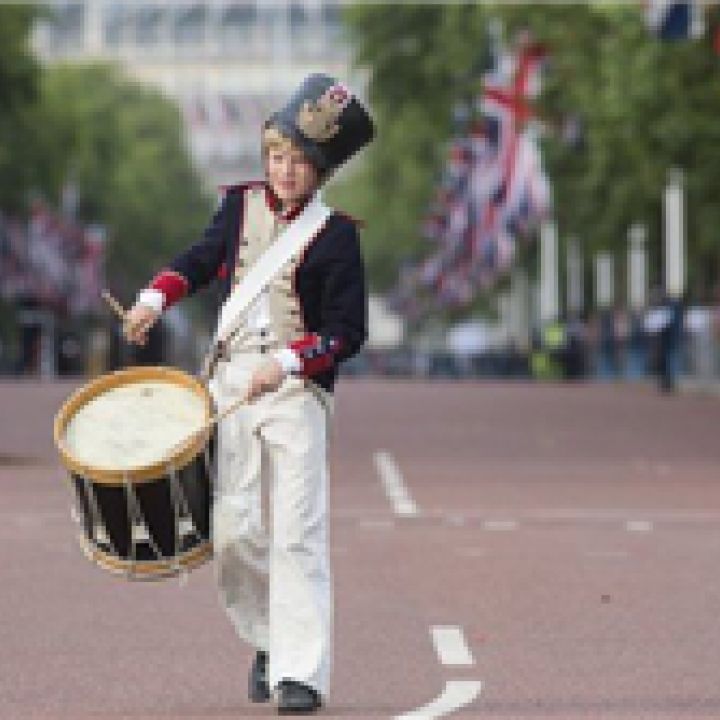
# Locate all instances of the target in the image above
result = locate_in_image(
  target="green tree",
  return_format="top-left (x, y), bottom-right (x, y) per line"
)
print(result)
top-left (0, 6), bottom-right (211, 302)
top-left (26, 64), bottom-right (212, 299)
top-left (0, 4), bottom-right (42, 210)
top-left (339, 2), bottom-right (720, 310)
top-left (499, 3), bottom-right (720, 303)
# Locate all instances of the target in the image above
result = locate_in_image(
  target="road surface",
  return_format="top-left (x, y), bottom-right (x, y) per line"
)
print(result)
top-left (1, 376), bottom-right (720, 719)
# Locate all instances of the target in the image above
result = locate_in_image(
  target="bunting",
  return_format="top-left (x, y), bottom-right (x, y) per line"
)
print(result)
top-left (389, 30), bottom-right (551, 319)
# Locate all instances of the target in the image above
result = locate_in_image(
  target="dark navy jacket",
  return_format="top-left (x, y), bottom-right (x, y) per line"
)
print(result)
top-left (149, 181), bottom-right (367, 393)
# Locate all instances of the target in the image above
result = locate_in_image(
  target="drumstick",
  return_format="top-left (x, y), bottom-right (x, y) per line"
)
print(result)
top-left (102, 290), bottom-right (127, 320)
top-left (212, 393), bottom-right (251, 426)
top-left (192, 393), bottom-right (249, 438)
top-left (103, 289), bottom-right (152, 346)
top-left (101, 288), bottom-right (251, 459)
top-left (160, 392), bottom-right (250, 463)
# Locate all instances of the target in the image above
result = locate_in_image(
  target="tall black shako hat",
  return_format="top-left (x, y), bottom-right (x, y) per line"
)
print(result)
top-left (263, 73), bottom-right (374, 176)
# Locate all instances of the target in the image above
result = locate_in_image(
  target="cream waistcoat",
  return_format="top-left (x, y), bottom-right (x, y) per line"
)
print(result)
top-left (229, 186), bottom-right (307, 350)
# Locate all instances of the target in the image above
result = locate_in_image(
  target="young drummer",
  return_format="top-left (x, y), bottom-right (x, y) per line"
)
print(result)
top-left (123, 74), bottom-right (374, 714)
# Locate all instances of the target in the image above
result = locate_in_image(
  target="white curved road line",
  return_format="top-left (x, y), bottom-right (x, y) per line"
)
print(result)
top-left (394, 680), bottom-right (482, 719)
top-left (374, 449), bottom-right (419, 516)
top-left (431, 626), bottom-right (475, 666)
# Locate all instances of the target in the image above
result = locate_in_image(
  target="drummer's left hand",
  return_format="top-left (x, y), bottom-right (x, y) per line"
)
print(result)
top-left (245, 358), bottom-right (286, 402)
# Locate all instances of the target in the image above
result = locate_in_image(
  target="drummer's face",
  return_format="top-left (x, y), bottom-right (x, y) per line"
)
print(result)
top-left (265, 142), bottom-right (319, 208)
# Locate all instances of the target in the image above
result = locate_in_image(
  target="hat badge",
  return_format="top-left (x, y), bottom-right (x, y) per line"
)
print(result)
top-left (296, 83), bottom-right (352, 142)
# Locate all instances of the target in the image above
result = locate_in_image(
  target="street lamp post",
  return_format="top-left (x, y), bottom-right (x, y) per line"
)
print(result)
top-left (539, 220), bottom-right (559, 327)
top-left (595, 251), bottom-right (616, 379)
top-left (626, 223), bottom-right (648, 379)
top-left (660, 167), bottom-right (685, 391)
top-left (534, 220), bottom-right (567, 380)
top-left (564, 235), bottom-right (587, 379)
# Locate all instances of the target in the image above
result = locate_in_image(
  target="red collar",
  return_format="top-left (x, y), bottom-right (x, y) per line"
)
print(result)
top-left (264, 182), bottom-right (313, 222)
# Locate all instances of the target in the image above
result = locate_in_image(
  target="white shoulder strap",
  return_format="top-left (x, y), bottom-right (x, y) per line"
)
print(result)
top-left (212, 191), bottom-right (332, 347)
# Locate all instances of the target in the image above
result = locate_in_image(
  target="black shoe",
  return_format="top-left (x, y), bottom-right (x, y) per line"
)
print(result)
top-left (248, 650), bottom-right (270, 703)
top-left (276, 679), bottom-right (323, 714)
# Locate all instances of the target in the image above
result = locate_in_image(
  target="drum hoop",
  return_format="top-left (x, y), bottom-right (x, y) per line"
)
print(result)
top-left (53, 365), bottom-right (214, 486)
top-left (78, 534), bottom-right (212, 580)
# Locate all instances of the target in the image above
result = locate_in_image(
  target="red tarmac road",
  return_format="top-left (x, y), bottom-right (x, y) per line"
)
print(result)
top-left (1, 376), bottom-right (720, 719)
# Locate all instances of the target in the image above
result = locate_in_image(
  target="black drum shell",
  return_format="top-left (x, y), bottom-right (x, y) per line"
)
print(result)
top-left (53, 366), bottom-right (217, 579)
top-left (71, 431), bottom-right (215, 563)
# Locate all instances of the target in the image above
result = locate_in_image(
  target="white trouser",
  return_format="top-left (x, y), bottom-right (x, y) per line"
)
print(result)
top-left (208, 350), bottom-right (334, 698)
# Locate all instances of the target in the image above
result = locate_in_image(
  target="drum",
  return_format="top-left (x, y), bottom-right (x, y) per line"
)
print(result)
top-left (53, 366), bottom-right (216, 580)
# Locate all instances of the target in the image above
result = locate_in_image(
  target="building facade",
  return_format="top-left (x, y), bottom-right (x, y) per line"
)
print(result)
top-left (32, 0), bottom-right (368, 189)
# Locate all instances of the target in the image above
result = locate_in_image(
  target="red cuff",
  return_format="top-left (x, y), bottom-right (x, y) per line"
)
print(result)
top-left (149, 270), bottom-right (189, 308)
top-left (288, 333), bottom-right (344, 377)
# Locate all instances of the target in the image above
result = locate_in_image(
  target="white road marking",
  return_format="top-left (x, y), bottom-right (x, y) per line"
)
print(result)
top-left (478, 507), bottom-right (720, 522)
top-left (456, 547), bottom-right (487, 557)
top-left (395, 680), bottom-right (482, 720)
top-left (374, 450), bottom-right (419, 517)
top-left (431, 625), bottom-right (475, 666)
top-left (357, 518), bottom-right (395, 530)
top-left (333, 507), bottom-right (720, 523)
top-left (482, 519), bottom-right (517, 531)
top-left (396, 626), bottom-right (482, 717)
top-left (626, 520), bottom-right (653, 532)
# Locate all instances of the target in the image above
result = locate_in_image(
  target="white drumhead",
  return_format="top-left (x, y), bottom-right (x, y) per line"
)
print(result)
top-left (63, 381), bottom-right (207, 472)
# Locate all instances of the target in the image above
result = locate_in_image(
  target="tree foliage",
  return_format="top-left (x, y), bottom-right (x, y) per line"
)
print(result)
top-left (0, 5), bottom-right (42, 210)
top-left (27, 64), bottom-right (212, 297)
top-left (0, 8), bottom-right (211, 301)
top-left (336, 2), bottom-right (720, 306)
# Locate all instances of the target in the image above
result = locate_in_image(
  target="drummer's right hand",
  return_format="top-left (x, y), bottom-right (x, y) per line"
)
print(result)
top-left (123, 303), bottom-right (160, 346)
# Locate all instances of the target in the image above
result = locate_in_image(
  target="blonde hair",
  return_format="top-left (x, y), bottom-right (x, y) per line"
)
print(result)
top-left (261, 125), bottom-right (295, 156)
top-left (261, 123), bottom-right (331, 184)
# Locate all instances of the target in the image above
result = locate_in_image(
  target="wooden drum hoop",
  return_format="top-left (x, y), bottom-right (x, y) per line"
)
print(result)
top-left (54, 365), bottom-right (216, 580)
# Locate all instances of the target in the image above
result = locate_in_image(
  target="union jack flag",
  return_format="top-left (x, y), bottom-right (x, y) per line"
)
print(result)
top-left (404, 30), bottom-right (551, 315)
